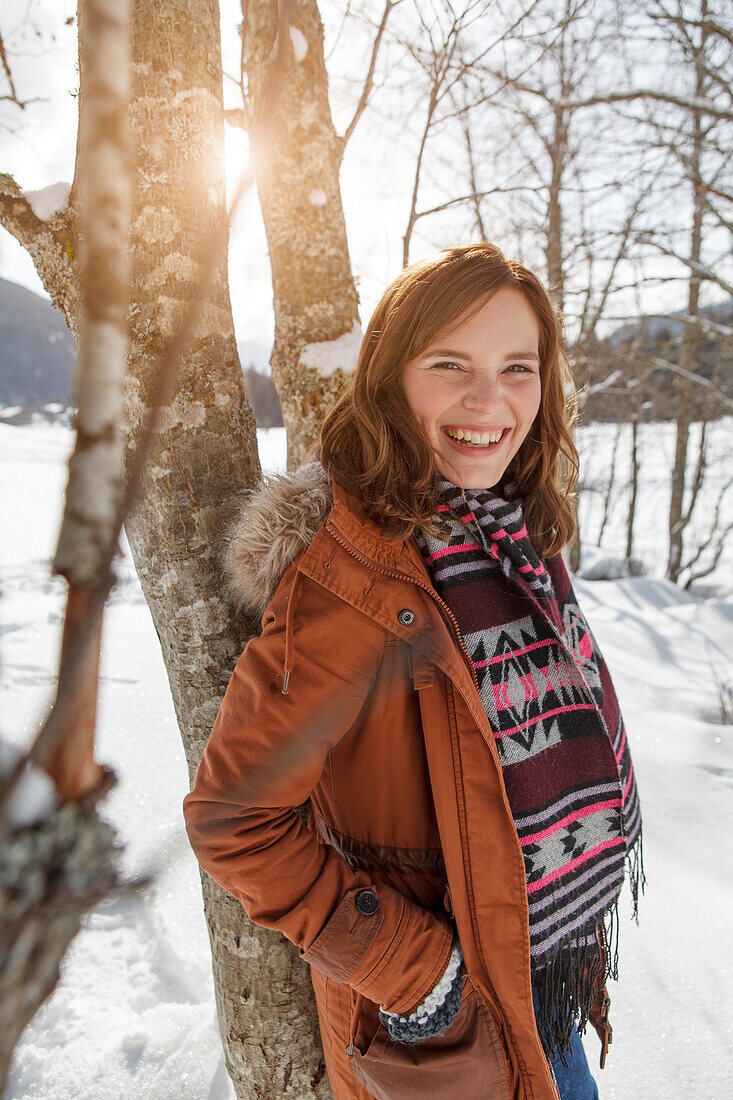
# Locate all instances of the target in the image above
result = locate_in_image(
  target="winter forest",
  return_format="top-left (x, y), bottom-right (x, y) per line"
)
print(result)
top-left (0, 0), bottom-right (731, 1098)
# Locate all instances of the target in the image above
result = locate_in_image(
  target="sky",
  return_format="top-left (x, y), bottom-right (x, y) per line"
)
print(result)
top-left (1, 0), bottom-right (730, 372)
top-left (0, 0), bottom-right (431, 369)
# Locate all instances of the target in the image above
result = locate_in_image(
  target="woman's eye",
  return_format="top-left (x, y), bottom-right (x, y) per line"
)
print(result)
top-left (506, 363), bottom-right (534, 374)
top-left (431, 361), bottom-right (463, 371)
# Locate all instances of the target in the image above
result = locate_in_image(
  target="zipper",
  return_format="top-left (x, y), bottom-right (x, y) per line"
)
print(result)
top-left (324, 521), bottom-right (480, 693)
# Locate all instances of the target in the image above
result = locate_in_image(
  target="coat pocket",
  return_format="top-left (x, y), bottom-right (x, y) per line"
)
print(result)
top-left (349, 975), bottom-right (510, 1100)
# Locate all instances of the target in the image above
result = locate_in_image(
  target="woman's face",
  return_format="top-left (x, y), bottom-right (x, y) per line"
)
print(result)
top-left (401, 287), bottom-right (542, 490)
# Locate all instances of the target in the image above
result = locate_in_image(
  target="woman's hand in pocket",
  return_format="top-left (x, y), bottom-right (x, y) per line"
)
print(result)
top-left (350, 974), bottom-right (510, 1100)
top-left (379, 935), bottom-right (464, 1044)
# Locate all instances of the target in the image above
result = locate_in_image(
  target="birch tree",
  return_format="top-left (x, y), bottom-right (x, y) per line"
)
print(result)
top-left (0, 0), bottom-right (129, 1088)
top-left (0, 0), bottom-right (332, 1094)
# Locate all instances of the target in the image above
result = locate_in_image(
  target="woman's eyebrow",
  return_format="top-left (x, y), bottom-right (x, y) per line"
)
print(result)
top-left (505, 351), bottom-right (541, 364)
top-left (422, 347), bottom-right (472, 359)
top-left (422, 348), bottom-right (540, 364)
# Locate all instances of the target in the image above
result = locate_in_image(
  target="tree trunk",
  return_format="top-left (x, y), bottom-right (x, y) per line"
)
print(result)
top-left (545, 107), bottom-right (566, 318)
top-left (121, 2), bottom-right (330, 1095)
top-left (0, 4), bottom-right (129, 1083)
top-left (241, 0), bottom-right (360, 468)
top-left (1, 1), bottom-right (363, 1092)
top-left (666, 4), bottom-right (707, 584)
top-left (626, 419), bottom-right (639, 560)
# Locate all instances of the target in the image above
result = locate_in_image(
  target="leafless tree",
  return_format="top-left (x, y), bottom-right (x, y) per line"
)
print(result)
top-left (626, 0), bottom-right (732, 583)
top-left (597, 423), bottom-right (622, 548)
top-left (0, 0), bottom-right (129, 1088)
top-left (235, 0), bottom-right (397, 467)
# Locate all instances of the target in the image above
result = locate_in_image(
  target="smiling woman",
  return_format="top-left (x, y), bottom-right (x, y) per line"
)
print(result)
top-left (183, 244), bottom-right (644, 1100)
top-left (401, 288), bottom-right (543, 490)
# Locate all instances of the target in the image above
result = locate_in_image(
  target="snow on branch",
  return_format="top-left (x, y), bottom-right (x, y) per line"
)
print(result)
top-left (0, 172), bottom-right (67, 245)
top-left (289, 25), bottom-right (308, 62)
top-left (25, 182), bottom-right (72, 221)
top-left (300, 320), bottom-right (363, 377)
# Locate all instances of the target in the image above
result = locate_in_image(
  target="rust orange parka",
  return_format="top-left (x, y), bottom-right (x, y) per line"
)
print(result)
top-left (183, 461), bottom-right (563, 1099)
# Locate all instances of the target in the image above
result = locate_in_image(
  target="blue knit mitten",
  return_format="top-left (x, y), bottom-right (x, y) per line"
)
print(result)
top-left (379, 936), bottom-right (464, 1044)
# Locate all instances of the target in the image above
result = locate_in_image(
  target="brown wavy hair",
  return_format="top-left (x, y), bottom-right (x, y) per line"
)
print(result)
top-left (319, 243), bottom-right (579, 559)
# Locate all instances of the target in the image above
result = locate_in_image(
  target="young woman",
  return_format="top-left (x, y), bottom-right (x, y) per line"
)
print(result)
top-left (183, 244), bottom-right (644, 1100)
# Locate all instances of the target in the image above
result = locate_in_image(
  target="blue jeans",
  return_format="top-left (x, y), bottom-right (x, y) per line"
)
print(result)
top-left (532, 988), bottom-right (600, 1100)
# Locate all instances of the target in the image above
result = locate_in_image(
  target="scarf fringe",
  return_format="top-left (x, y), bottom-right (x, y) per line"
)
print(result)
top-left (533, 828), bottom-right (646, 1064)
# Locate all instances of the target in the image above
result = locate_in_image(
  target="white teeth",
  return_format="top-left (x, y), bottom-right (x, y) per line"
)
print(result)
top-left (446, 428), bottom-right (506, 447)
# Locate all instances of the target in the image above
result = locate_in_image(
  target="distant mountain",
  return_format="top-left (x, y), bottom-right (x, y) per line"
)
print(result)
top-left (238, 340), bottom-right (283, 426)
top-left (0, 277), bottom-right (282, 428)
top-left (0, 277), bottom-right (76, 415)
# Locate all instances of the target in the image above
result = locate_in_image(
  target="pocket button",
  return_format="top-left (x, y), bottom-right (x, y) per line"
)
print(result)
top-left (355, 889), bottom-right (379, 915)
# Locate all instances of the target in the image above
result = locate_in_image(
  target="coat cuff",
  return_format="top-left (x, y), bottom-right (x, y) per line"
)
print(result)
top-left (379, 935), bottom-right (464, 1043)
top-left (300, 884), bottom-right (453, 1015)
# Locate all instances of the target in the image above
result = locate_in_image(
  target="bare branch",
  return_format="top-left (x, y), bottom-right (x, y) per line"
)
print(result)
top-left (483, 67), bottom-right (733, 120)
top-left (558, 89), bottom-right (733, 120)
top-left (681, 420), bottom-right (708, 531)
top-left (416, 182), bottom-right (539, 220)
top-left (340, 0), bottom-right (397, 153)
top-left (681, 474), bottom-right (733, 585)
top-left (647, 10), bottom-right (733, 51)
top-left (461, 111), bottom-right (487, 240)
top-left (0, 173), bottom-right (78, 326)
top-left (638, 236), bottom-right (733, 297)
top-left (578, 194), bottom-right (645, 346)
top-left (0, 28), bottom-right (34, 109)
top-left (649, 356), bottom-right (733, 410)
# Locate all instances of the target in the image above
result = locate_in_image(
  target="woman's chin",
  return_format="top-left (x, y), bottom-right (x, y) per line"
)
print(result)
top-left (435, 452), bottom-right (511, 490)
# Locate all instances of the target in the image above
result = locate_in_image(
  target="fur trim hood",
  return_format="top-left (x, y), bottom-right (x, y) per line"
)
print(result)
top-left (221, 461), bottom-right (334, 617)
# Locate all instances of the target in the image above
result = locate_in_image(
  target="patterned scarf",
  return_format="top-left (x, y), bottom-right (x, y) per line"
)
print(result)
top-left (415, 477), bottom-right (644, 1059)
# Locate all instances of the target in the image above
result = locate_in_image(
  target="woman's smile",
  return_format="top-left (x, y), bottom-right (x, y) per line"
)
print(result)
top-left (401, 287), bottom-right (542, 489)
top-left (442, 425), bottom-right (511, 450)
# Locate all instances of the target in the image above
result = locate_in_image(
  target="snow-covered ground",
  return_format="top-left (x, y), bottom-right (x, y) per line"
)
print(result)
top-left (1, 419), bottom-right (732, 1100)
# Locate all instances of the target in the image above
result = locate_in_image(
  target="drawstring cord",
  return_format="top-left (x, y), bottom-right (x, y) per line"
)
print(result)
top-left (346, 987), bottom-right (370, 1058)
top-left (346, 986), bottom-right (357, 1057)
top-left (281, 569), bottom-right (303, 694)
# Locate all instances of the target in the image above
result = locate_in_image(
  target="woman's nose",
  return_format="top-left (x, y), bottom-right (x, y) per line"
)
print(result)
top-left (462, 376), bottom-right (504, 412)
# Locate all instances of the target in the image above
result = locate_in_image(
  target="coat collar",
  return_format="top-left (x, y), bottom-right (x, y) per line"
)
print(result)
top-left (221, 459), bottom-right (431, 616)
top-left (220, 459), bottom-right (479, 694)
top-left (327, 475), bottom-right (435, 587)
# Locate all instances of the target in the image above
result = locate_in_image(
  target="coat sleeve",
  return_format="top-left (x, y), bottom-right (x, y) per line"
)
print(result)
top-left (182, 560), bottom-right (453, 1016)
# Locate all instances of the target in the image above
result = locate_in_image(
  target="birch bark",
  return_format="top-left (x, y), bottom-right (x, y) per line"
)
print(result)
top-left (0, 0), bottom-right (129, 1086)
